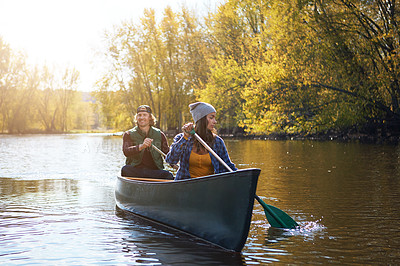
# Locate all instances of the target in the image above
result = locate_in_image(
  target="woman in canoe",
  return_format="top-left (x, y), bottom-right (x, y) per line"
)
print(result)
top-left (166, 102), bottom-right (237, 180)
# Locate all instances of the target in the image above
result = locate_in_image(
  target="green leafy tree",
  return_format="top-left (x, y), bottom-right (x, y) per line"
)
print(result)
top-left (203, 0), bottom-right (400, 135)
top-left (199, 0), bottom-right (271, 133)
top-left (94, 6), bottom-right (208, 131)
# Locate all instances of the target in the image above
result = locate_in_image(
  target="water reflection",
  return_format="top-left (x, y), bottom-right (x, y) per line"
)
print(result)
top-left (0, 134), bottom-right (124, 181)
top-left (115, 207), bottom-right (247, 265)
top-left (0, 177), bottom-right (79, 197)
top-left (0, 135), bottom-right (399, 264)
top-left (264, 227), bottom-right (294, 244)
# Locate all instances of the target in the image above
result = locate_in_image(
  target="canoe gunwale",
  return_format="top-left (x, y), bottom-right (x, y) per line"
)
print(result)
top-left (118, 168), bottom-right (259, 184)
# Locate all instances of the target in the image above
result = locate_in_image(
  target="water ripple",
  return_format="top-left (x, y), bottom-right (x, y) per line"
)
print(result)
top-left (1, 135), bottom-right (400, 265)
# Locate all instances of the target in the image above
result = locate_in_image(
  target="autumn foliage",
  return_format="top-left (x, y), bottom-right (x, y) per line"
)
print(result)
top-left (2, 0), bottom-right (399, 137)
top-left (95, 0), bottom-right (399, 137)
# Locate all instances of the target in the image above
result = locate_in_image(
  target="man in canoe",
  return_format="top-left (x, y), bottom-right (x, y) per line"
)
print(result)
top-left (166, 102), bottom-right (237, 180)
top-left (121, 105), bottom-right (173, 179)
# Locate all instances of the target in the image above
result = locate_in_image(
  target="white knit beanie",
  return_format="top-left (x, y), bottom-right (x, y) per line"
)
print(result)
top-left (189, 102), bottom-right (216, 123)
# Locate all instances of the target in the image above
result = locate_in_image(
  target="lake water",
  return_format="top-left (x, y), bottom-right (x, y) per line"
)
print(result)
top-left (1, 134), bottom-right (399, 265)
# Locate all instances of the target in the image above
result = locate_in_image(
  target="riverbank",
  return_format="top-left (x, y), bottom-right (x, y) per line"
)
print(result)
top-left (217, 123), bottom-right (400, 145)
top-left (218, 129), bottom-right (400, 145)
top-left (2, 129), bottom-right (399, 145)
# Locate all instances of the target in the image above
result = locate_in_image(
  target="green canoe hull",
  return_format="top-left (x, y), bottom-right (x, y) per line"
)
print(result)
top-left (115, 168), bottom-right (261, 252)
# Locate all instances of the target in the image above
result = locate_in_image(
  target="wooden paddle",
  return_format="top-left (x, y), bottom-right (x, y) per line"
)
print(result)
top-left (191, 130), bottom-right (299, 229)
top-left (152, 144), bottom-right (179, 170)
top-left (152, 144), bottom-right (167, 157)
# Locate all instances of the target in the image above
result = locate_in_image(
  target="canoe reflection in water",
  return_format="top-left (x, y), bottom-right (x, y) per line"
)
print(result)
top-left (115, 168), bottom-right (261, 252)
top-left (115, 207), bottom-right (247, 265)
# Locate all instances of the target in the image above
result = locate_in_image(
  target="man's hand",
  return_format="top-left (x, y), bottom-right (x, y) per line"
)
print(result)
top-left (139, 138), bottom-right (153, 151)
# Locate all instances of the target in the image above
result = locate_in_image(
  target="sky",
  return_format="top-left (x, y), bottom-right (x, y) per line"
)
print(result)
top-left (0, 0), bottom-right (223, 91)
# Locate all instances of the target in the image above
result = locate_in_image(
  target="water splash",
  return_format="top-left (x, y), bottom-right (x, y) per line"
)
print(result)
top-left (299, 219), bottom-right (326, 232)
top-left (291, 218), bottom-right (328, 242)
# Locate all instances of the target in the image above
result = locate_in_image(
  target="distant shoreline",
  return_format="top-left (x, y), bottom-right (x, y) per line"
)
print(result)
top-left (221, 132), bottom-right (400, 145)
top-left (2, 130), bottom-right (398, 145)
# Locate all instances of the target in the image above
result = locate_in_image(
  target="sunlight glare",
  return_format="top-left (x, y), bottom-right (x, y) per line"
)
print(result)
top-left (0, 0), bottom-right (223, 91)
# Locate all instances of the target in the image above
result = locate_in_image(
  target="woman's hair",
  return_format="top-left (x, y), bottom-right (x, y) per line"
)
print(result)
top-left (134, 113), bottom-right (157, 127)
top-left (194, 115), bottom-right (216, 151)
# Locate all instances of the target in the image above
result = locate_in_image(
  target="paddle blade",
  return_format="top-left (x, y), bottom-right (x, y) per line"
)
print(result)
top-left (255, 195), bottom-right (299, 229)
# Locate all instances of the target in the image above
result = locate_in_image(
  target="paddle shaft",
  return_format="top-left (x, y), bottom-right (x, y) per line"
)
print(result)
top-left (192, 131), bottom-right (299, 229)
top-left (152, 144), bottom-right (166, 157)
top-left (152, 144), bottom-right (179, 170)
top-left (192, 132), bottom-right (234, 172)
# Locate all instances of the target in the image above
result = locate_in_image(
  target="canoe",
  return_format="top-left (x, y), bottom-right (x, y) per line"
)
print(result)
top-left (115, 168), bottom-right (261, 252)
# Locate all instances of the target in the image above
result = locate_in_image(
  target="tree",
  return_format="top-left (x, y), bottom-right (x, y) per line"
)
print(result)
top-left (95, 6), bottom-right (209, 131)
top-left (200, 0), bottom-right (274, 132)
top-left (92, 78), bottom-right (132, 130)
top-left (309, 0), bottom-right (400, 131)
top-left (57, 67), bottom-right (79, 132)
top-left (203, 0), bottom-right (400, 135)
top-left (36, 65), bottom-right (60, 132)
top-left (0, 42), bottom-right (35, 133)
top-left (0, 37), bottom-right (11, 132)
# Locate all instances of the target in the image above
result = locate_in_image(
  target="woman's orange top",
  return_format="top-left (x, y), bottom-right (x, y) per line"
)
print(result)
top-left (189, 150), bottom-right (214, 178)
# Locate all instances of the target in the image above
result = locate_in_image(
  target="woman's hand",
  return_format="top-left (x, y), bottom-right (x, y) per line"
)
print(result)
top-left (182, 122), bottom-right (194, 138)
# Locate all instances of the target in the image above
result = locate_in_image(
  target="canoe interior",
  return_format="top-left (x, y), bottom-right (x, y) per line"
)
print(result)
top-left (122, 177), bottom-right (173, 182)
top-left (115, 168), bottom-right (261, 252)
